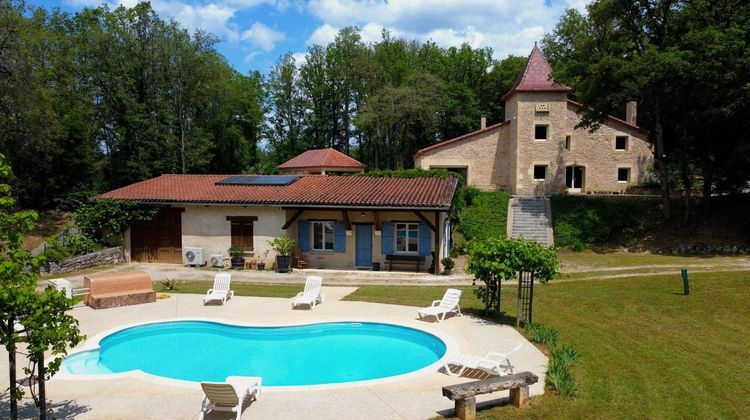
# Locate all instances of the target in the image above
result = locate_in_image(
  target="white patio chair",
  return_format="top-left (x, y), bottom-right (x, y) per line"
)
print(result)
top-left (291, 275), bottom-right (324, 309)
top-left (417, 288), bottom-right (462, 322)
top-left (443, 344), bottom-right (523, 377)
top-left (199, 376), bottom-right (262, 420)
top-left (202, 273), bottom-right (233, 305)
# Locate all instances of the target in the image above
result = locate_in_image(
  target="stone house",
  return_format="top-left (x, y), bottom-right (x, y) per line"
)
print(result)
top-left (414, 45), bottom-right (653, 195)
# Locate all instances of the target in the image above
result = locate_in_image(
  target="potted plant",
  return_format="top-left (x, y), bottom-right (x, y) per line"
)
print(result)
top-left (269, 237), bottom-right (295, 273)
top-left (257, 249), bottom-right (270, 271)
top-left (228, 245), bottom-right (245, 270)
top-left (441, 257), bottom-right (455, 275)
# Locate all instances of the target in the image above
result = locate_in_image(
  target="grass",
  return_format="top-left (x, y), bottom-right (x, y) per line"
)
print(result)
top-left (557, 249), bottom-right (749, 269)
top-left (344, 271), bottom-right (750, 418)
top-left (153, 281), bottom-right (300, 298)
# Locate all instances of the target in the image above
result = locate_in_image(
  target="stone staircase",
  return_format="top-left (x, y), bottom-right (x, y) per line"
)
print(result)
top-left (509, 196), bottom-right (553, 247)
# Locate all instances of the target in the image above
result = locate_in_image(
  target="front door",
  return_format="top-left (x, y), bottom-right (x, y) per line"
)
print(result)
top-left (355, 224), bottom-right (373, 268)
top-left (566, 166), bottom-right (584, 193)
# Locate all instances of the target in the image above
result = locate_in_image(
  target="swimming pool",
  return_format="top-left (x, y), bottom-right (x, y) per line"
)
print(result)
top-left (61, 321), bottom-right (447, 386)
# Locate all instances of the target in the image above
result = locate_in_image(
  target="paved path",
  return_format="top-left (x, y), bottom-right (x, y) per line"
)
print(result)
top-left (48, 263), bottom-right (476, 288)
top-left (1, 288), bottom-right (547, 420)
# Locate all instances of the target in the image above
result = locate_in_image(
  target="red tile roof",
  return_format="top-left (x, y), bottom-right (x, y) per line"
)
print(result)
top-left (414, 121), bottom-right (509, 158)
top-left (97, 175), bottom-right (457, 209)
top-left (277, 148), bottom-right (365, 170)
top-left (502, 43), bottom-right (570, 100)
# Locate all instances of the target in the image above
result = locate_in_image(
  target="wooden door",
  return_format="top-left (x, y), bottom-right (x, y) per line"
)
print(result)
top-left (131, 208), bottom-right (182, 263)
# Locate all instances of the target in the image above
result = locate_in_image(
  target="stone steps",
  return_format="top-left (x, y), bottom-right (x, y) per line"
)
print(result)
top-left (509, 197), bottom-right (553, 247)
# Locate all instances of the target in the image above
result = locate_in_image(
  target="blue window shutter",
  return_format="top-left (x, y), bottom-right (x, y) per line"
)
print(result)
top-left (334, 221), bottom-right (346, 253)
top-left (298, 220), bottom-right (310, 252)
top-left (381, 222), bottom-right (393, 255)
top-left (418, 223), bottom-right (432, 256)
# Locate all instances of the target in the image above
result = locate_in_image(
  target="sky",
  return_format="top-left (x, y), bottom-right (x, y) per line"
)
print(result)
top-left (30, 0), bottom-right (591, 74)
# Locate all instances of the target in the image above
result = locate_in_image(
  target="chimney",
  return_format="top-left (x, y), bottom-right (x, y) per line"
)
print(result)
top-left (626, 101), bottom-right (637, 125)
top-left (480, 114), bottom-right (487, 130)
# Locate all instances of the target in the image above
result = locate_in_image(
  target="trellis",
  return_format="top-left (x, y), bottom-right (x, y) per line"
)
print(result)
top-left (516, 271), bottom-right (534, 327)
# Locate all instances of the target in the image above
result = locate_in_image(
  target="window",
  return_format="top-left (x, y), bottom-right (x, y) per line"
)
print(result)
top-left (230, 221), bottom-right (254, 252)
top-left (615, 135), bottom-right (629, 150)
top-left (533, 165), bottom-right (547, 181)
top-left (618, 167), bottom-right (631, 183)
top-left (535, 125), bottom-right (548, 141)
top-left (394, 223), bottom-right (419, 254)
top-left (564, 135), bottom-right (571, 151)
top-left (312, 221), bottom-right (335, 251)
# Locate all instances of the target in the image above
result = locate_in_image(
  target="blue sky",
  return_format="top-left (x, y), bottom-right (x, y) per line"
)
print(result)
top-left (30, 0), bottom-right (589, 74)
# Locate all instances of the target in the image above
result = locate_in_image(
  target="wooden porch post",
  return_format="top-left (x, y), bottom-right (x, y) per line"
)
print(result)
top-left (434, 211), bottom-right (440, 274)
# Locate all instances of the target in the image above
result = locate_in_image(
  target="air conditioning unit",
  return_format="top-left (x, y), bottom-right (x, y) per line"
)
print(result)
top-left (184, 247), bottom-right (205, 266)
top-left (210, 255), bottom-right (224, 268)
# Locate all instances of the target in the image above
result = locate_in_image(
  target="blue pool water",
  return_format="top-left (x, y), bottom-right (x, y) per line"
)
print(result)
top-left (61, 321), bottom-right (446, 385)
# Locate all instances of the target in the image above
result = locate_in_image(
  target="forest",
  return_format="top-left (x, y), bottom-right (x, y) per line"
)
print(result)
top-left (1, 0), bottom-right (749, 215)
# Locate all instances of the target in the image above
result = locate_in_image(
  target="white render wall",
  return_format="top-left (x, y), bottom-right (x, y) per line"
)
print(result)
top-left (181, 205), bottom-right (286, 266)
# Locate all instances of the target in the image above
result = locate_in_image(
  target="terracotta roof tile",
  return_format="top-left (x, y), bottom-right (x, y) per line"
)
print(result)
top-left (277, 148), bottom-right (365, 170)
top-left (502, 43), bottom-right (570, 100)
top-left (97, 175), bottom-right (457, 209)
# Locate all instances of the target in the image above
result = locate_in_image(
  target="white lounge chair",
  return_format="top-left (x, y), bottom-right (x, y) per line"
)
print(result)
top-left (203, 273), bottom-right (233, 305)
top-left (199, 376), bottom-right (262, 420)
top-left (291, 275), bottom-right (324, 309)
top-left (443, 344), bottom-right (523, 377)
top-left (417, 288), bottom-right (462, 322)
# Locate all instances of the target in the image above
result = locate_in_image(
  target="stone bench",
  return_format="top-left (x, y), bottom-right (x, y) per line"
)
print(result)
top-left (442, 372), bottom-right (539, 420)
top-left (84, 271), bottom-right (156, 309)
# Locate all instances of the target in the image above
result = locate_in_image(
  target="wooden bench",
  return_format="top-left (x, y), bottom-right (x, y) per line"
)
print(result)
top-left (84, 271), bottom-right (156, 309)
top-left (442, 372), bottom-right (538, 420)
top-left (385, 254), bottom-right (425, 272)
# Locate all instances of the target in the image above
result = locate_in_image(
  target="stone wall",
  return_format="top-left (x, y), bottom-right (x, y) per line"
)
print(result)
top-left (508, 92), bottom-right (652, 195)
top-left (415, 124), bottom-right (512, 191)
top-left (45, 246), bottom-right (125, 274)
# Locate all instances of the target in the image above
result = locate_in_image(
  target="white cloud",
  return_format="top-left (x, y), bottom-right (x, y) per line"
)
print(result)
top-left (306, 22), bottom-right (339, 46)
top-left (241, 22), bottom-right (286, 51)
top-left (291, 51), bottom-right (308, 66)
top-left (306, 0), bottom-right (591, 58)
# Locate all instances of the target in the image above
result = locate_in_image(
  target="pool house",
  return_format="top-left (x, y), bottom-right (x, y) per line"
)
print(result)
top-left (97, 158), bottom-right (458, 274)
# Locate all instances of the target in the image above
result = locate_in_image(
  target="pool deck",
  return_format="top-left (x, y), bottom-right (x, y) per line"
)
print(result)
top-left (1, 287), bottom-right (547, 419)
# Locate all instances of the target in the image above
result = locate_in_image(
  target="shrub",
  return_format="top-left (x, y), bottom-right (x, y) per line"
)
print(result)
top-left (75, 199), bottom-right (158, 239)
top-left (440, 257), bottom-right (455, 270)
top-left (457, 191), bottom-right (509, 241)
top-left (43, 233), bottom-right (99, 263)
top-left (356, 168), bottom-right (461, 181)
top-left (551, 196), bottom-right (648, 247)
top-left (268, 236), bottom-right (295, 256)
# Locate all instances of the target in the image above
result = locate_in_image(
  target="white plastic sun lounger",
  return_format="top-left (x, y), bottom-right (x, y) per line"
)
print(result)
top-left (443, 344), bottom-right (523, 377)
top-left (417, 288), bottom-right (462, 322)
top-left (291, 275), bottom-right (324, 309)
top-left (200, 376), bottom-right (262, 420)
top-left (203, 273), bottom-right (234, 305)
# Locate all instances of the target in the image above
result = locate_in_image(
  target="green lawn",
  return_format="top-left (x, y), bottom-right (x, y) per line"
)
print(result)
top-left (345, 272), bottom-right (750, 418)
top-left (153, 281), bottom-right (300, 298)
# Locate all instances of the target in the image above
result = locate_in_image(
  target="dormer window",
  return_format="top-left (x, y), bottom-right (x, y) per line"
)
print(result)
top-left (535, 125), bottom-right (548, 141)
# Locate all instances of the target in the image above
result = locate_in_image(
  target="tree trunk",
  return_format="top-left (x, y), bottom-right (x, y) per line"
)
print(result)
top-left (8, 319), bottom-right (18, 420)
top-left (702, 163), bottom-right (713, 213)
top-left (681, 161), bottom-right (691, 223)
top-left (38, 352), bottom-right (46, 420)
top-left (653, 101), bottom-right (672, 219)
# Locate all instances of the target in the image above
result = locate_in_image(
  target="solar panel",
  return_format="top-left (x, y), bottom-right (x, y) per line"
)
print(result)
top-left (216, 175), bottom-right (301, 186)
